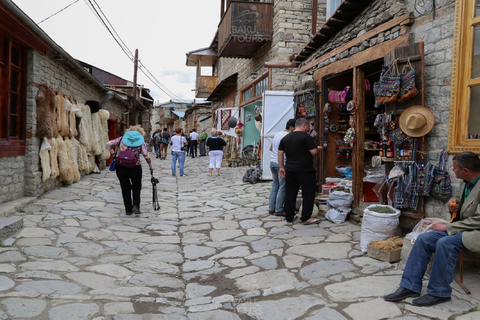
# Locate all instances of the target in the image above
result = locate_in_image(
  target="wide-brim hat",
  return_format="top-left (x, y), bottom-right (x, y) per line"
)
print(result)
top-left (123, 130), bottom-right (144, 147)
top-left (399, 105), bottom-right (435, 137)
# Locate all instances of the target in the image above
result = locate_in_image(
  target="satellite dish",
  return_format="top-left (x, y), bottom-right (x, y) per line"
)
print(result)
top-left (228, 116), bottom-right (238, 128)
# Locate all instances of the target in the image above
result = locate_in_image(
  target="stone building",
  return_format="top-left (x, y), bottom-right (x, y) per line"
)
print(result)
top-left (184, 102), bottom-right (213, 134)
top-left (79, 61), bottom-right (154, 142)
top-left (186, 0), bottom-right (325, 159)
top-left (292, 0), bottom-right (462, 226)
top-left (0, 1), bottom-right (129, 205)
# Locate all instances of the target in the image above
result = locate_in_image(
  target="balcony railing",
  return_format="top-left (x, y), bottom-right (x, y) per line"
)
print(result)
top-left (218, 1), bottom-right (273, 58)
top-left (196, 76), bottom-right (218, 98)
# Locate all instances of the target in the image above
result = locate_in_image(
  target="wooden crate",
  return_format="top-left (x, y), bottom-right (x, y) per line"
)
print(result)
top-left (367, 244), bottom-right (402, 263)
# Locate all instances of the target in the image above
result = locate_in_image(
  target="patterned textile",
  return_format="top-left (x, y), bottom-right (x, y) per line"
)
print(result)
top-left (394, 138), bottom-right (418, 170)
top-left (221, 109), bottom-right (231, 130)
top-left (328, 86), bottom-right (351, 104)
top-left (394, 176), bottom-right (420, 210)
top-left (406, 162), bottom-right (436, 197)
top-left (398, 61), bottom-right (419, 103)
top-left (374, 63), bottom-right (400, 103)
top-left (430, 167), bottom-right (452, 201)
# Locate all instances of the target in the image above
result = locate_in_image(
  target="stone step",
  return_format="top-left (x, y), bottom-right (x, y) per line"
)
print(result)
top-left (0, 216), bottom-right (23, 240)
top-left (0, 196), bottom-right (36, 217)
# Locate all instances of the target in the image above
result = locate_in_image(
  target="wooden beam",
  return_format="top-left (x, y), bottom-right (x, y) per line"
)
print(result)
top-left (312, 34), bottom-right (410, 80)
top-left (300, 13), bottom-right (411, 73)
top-left (264, 61), bottom-right (299, 68)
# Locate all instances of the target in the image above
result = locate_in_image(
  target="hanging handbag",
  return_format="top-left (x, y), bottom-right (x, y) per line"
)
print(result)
top-left (374, 61), bottom-right (401, 103)
top-left (430, 151), bottom-right (452, 201)
top-left (328, 86), bottom-right (351, 104)
top-left (109, 157), bottom-right (116, 171)
top-left (430, 168), bottom-right (452, 201)
top-left (398, 59), bottom-right (419, 103)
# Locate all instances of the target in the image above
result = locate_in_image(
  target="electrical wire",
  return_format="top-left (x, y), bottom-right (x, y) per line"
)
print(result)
top-left (38, 0), bottom-right (81, 25)
top-left (83, 0), bottom-right (189, 101)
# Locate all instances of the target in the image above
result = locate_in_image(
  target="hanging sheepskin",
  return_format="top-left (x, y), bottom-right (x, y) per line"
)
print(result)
top-left (91, 112), bottom-right (103, 156)
top-left (86, 151), bottom-right (96, 174)
top-left (56, 91), bottom-right (70, 137)
top-left (57, 137), bottom-right (74, 185)
top-left (64, 137), bottom-right (81, 183)
top-left (40, 138), bottom-right (51, 182)
top-left (69, 99), bottom-right (80, 138)
top-left (78, 142), bottom-right (89, 174)
top-left (98, 109), bottom-right (111, 160)
top-left (36, 84), bottom-right (54, 139)
top-left (78, 103), bottom-right (93, 151)
top-left (49, 137), bottom-right (60, 179)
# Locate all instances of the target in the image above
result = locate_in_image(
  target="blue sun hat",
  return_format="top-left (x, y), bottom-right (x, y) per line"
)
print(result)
top-left (123, 130), bottom-right (144, 147)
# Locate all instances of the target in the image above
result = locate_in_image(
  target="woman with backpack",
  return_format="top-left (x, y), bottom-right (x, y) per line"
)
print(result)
top-left (106, 125), bottom-right (154, 215)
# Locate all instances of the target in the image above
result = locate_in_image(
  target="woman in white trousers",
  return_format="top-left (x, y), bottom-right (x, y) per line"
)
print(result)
top-left (206, 129), bottom-right (227, 176)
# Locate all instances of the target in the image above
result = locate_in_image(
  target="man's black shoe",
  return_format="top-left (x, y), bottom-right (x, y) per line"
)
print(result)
top-left (384, 287), bottom-right (420, 302)
top-left (412, 294), bottom-right (451, 306)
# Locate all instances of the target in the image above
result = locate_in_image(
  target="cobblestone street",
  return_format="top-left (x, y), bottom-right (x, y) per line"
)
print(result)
top-left (1, 156), bottom-right (480, 319)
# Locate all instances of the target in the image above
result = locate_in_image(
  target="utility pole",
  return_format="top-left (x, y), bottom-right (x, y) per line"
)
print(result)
top-left (131, 49), bottom-right (139, 125)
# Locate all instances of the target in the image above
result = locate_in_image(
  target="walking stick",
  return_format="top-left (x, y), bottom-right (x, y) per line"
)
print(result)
top-left (151, 170), bottom-right (160, 211)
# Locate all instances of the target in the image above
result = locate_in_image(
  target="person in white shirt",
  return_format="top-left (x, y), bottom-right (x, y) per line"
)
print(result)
top-left (171, 128), bottom-right (188, 176)
top-left (268, 119), bottom-right (295, 216)
top-left (189, 129), bottom-right (200, 158)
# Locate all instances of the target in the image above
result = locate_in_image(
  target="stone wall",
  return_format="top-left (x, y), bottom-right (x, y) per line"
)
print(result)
top-left (409, 0), bottom-right (456, 218)
top-left (0, 49), bottom-right (127, 204)
top-left (301, 0), bottom-right (408, 71)
top-left (217, 0), bottom-right (325, 104)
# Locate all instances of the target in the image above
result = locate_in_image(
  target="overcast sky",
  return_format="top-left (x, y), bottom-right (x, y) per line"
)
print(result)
top-left (12, 0), bottom-right (219, 104)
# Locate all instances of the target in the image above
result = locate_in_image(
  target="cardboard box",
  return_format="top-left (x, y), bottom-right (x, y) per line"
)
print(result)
top-left (367, 244), bottom-right (402, 263)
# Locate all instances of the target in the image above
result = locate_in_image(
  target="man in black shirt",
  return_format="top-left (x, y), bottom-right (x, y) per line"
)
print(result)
top-left (278, 118), bottom-right (321, 224)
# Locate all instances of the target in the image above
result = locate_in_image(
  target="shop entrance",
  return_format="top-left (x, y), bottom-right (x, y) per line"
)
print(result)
top-left (318, 42), bottom-right (426, 230)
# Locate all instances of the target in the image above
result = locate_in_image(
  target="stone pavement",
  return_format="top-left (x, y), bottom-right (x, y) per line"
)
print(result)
top-left (1, 155), bottom-right (480, 320)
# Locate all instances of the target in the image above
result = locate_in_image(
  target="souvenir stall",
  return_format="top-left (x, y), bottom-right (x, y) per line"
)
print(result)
top-left (318, 43), bottom-right (448, 229)
top-left (36, 84), bottom-right (111, 185)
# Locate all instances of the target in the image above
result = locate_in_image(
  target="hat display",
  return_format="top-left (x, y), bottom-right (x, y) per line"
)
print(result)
top-left (123, 130), bottom-right (144, 147)
top-left (399, 105), bottom-right (435, 137)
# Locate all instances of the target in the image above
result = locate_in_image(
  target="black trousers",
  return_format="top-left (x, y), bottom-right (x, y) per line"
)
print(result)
top-left (190, 140), bottom-right (198, 157)
top-left (284, 170), bottom-right (316, 222)
top-left (116, 165), bottom-right (142, 212)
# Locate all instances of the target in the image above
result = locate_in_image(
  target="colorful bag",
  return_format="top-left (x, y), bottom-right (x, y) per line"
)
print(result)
top-left (116, 149), bottom-right (138, 168)
top-left (109, 158), bottom-right (116, 171)
top-left (374, 61), bottom-right (401, 103)
top-left (430, 168), bottom-right (452, 201)
top-left (398, 59), bottom-right (419, 103)
top-left (328, 86), bottom-right (351, 104)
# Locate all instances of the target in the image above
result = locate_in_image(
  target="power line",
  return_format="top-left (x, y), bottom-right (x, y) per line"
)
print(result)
top-left (83, 0), bottom-right (189, 101)
top-left (38, 0), bottom-right (81, 25)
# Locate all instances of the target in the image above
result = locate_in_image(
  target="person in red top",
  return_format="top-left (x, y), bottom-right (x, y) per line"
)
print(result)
top-left (106, 125), bottom-right (153, 215)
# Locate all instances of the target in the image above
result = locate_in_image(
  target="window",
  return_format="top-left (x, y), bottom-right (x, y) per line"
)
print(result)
top-left (240, 74), bottom-right (269, 106)
top-left (449, 0), bottom-right (480, 152)
top-left (0, 34), bottom-right (26, 157)
top-left (326, 0), bottom-right (342, 19)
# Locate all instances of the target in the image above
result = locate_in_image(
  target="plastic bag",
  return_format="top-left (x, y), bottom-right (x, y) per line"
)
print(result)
top-left (326, 206), bottom-right (351, 224)
top-left (328, 191), bottom-right (354, 208)
top-left (360, 204), bottom-right (401, 252)
top-left (405, 218), bottom-right (450, 244)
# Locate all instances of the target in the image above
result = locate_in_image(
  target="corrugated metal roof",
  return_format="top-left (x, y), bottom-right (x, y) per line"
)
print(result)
top-left (172, 111), bottom-right (185, 118)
